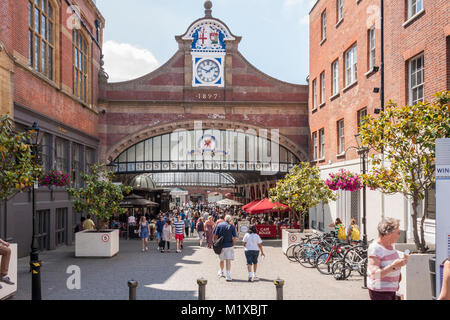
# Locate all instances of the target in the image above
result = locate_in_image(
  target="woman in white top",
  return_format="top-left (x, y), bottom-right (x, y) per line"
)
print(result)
top-left (243, 225), bottom-right (265, 282)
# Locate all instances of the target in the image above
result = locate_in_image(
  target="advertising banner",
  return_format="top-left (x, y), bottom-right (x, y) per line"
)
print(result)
top-left (255, 225), bottom-right (277, 238)
top-left (435, 139), bottom-right (450, 297)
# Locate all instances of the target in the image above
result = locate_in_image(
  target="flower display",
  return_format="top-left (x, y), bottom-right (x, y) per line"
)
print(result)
top-left (325, 169), bottom-right (363, 192)
top-left (40, 170), bottom-right (70, 187)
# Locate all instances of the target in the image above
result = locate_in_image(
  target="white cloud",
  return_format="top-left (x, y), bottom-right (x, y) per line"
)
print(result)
top-left (102, 41), bottom-right (159, 83)
top-left (284, 0), bottom-right (316, 8)
top-left (299, 14), bottom-right (310, 25)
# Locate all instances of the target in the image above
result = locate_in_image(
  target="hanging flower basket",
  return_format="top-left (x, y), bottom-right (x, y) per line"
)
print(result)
top-left (325, 169), bottom-right (363, 192)
top-left (40, 170), bottom-right (70, 187)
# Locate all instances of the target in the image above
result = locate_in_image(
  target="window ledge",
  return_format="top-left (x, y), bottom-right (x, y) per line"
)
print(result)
top-left (365, 67), bottom-right (378, 78)
top-left (330, 92), bottom-right (340, 101)
top-left (342, 81), bottom-right (358, 93)
top-left (317, 157), bottom-right (326, 162)
top-left (356, 0), bottom-right (362, 4)
top-left (319, 102), bottom-right (326, 108)
top-left (312, 107), bottom-right (318, 114)
top-left (336, 152), bottom-right (346, 158)
top-left (320, 38), bottom-right (327, 46)
top-left (403, 9), bottom-right (425, 28)
top-left (335, 19), bottom-right (344, 28)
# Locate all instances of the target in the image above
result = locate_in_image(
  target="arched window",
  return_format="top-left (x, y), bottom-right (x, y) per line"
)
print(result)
top-left (28, 0), bottom-right (55, 80)
top-left (73, 30), bottom-right (88, 102)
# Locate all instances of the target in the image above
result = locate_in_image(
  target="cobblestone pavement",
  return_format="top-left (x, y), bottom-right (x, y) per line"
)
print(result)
top-left (12, 236), bottom-right (369, 300)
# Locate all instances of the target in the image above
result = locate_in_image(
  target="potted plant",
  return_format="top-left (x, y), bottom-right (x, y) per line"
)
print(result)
top-left (359, 91), bottom-right (450, 299)
top-left (67, 164), bottom-right (131, 257)
top-left (0, 114), bottom-right (41, 299)
top-left (39, 170), bottom-right (70, 188)
top-left (325, 169), bottom-right (363, 192)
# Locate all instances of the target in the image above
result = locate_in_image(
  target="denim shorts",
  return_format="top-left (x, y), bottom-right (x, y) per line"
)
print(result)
top-left (245, 250), bottom-right (259, 265)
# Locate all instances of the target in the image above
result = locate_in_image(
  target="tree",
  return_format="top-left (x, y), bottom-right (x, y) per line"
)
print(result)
top-left (269, 162), bottom-right (337, 232)
top-left (0, 114), bottom-right (42, 202)
top-left (67, 164), bottom-right (132, 230)
top-left (360, 91), bottom-right (450, 253)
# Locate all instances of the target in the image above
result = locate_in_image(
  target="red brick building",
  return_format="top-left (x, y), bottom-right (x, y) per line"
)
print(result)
top-left (308, 0), bottom-right (450, 242)
top-left (0, 0), bottom-right (105, 256)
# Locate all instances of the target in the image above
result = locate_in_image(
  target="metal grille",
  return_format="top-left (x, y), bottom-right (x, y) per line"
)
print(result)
top-left (351, 191), bottom-right (360, 224)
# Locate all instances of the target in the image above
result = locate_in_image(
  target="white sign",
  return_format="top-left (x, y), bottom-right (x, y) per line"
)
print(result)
top-left (436, 139), bottom-right (450, 298)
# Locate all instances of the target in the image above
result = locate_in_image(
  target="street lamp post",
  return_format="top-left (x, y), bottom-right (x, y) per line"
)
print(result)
top-left (355, 134), bottom-right (369, 289)
top-left (27, 122), bottom-right (43, 300)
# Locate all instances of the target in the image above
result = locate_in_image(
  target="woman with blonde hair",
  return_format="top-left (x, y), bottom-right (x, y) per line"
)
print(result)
top-left (204, 216), bottom-right (215, 248)
top-left (138, 216), bottom-right (150, 252)
top-left (367, 218), bottom-right (408, 300)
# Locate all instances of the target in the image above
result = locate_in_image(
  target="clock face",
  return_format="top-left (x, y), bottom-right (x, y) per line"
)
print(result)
top-left (196, 59), bottom-right (220, 83)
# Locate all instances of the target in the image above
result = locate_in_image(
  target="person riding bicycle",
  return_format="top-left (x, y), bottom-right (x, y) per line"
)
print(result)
top-left (329, 218), bottom-right (346, 241)
top-left (347, 218), bottom-right (361, 244)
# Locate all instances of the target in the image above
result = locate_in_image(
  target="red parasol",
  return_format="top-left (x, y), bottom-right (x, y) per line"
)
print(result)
top-left (241, 200), bottom-right (260, 212)
top-left (247, 198), bottom-right (289, 214)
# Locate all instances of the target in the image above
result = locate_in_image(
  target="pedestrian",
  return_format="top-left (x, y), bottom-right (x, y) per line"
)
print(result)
top-left (82, 214), bottom-right (95, 230)
top-left (160, 220), bottom-right (172, 253)
top-left (184, 216), bottom-right (190, 238)
top-left (367, 218), bottom-right (408, 300)
top-left (196, 217), bottom-right (205, 247)
top-left (329, 218), bottom-right (346, 240)
top-left (174, 215), bottom-right (185, 253)
top-left (438, 259), bottom-right (450, 300)
top-left (242, 225), bottom-right (265, 282)
top-left (138, 216), bottom-right (150, 252)
top-left (347, 218), bottom-right (361, 243)
top-left (0, 238), bottom-right (15, 289)
top-left (204, 216), bottom-right (215, 248)
top-left (74, 217), bottom-right (85, 233)
top-left (216, 214), bottom-right (225, 226)
top-left (156, 215), bottom-right (165, 250)
top-left (214, 215), bottom-right (238, 282)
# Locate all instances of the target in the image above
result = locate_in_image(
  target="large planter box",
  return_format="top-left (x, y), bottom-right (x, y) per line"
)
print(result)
top-left (0, 243), bottom-right (17, 300)
top-left (394, 243), bottom-right (435, 300)
top-left (75, 230), bottom-right (119, 258)
top-left (282, 229), bottom-right (315, 254)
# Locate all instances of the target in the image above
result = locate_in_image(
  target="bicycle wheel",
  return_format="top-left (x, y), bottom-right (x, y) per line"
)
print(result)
top-left (332, 261), bottom-right (352, 280)
top-left (358, 257), bottom-right (368, 276)
top-left (344, 246), bottom-right (367, 275)
top-left (285, 244), bottom-right (299, 262)
top-left (316, 252), bottom-right (334, 275)
top-left (296, 248), bottom-right (315, 268)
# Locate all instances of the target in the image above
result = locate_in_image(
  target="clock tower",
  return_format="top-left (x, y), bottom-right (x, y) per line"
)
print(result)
top-left (180, 1), bottom-right (236, 88)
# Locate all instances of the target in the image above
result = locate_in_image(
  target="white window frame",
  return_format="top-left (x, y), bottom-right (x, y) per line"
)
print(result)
top-left (320, 72), bottom-right (325, 104)
top-left (338, 120), bottom-right (345, 154)
top-left (319, 129), bottom-right (325, 159)
top-left (368, 26), bottom-right (376, 70)
top-left (358, 108), bottom-right (368, 131)
top-left (337, 0), bottom-right (343, 22)
top-left (313, 132), bottom-right (318, 160)
top-left (409, 54), bottom-right (424, 105)
top-left (407, 0), bottom-right (424, 19)
top-left (332, 60), bottom-right (339, 95)
top-left (345, 44), bottom-right (357, 87)
top-left (312, 79), bottom-right (317, 109)
top-left (321, 10), bottom-right (327, 41)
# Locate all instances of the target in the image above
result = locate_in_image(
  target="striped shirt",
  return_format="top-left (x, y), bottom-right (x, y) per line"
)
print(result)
top-left (174, 221), bottom-right (185, 235)
top-left (367, 242), bottom-right (401, 292)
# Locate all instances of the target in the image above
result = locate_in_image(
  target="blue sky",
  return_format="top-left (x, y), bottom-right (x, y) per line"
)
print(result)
top-left (96, 0), bottom-right (315, 84)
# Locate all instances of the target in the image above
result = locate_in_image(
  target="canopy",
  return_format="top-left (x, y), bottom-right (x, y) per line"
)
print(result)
top-left (120, 194), bottom-right (159, 208)
top-left (247, 198), bottom-right (290, 214)
top-left (241, 200), bottom-right (260, 212)
top-left (216, 198), bottom-right (243, 206)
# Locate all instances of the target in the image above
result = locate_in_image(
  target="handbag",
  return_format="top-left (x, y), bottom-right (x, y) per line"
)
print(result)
top-left (213, 224), bottom-right (231, 255)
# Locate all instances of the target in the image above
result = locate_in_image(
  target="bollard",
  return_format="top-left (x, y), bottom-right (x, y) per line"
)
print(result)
top-left (128, 280), bottom-right (138, 300)
top-left (197, 278), bottom-right (208, 300)
top-left (274, 279), bottom-right (285, 300)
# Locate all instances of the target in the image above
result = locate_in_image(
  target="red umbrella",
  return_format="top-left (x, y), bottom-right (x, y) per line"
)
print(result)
top-left (247, 198), bottom-right (289, 214)
top-left (241, 200), bottom-right (260, 212)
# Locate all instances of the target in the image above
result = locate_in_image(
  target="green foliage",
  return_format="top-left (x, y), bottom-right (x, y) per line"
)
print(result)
top-left (359, 91), bottom-right (450, 252)
top-left (270, 162), bottom-right (337, 229)
top-left (0, 114), bottom-right (42, 201)
top-left (67, 164), bottom-right (132, 225)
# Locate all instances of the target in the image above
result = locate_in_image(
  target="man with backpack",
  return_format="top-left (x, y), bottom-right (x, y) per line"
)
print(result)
top-left (213, 215), bottom-right (238, 282)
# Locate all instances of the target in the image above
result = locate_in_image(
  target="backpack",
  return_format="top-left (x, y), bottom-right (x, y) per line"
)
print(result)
top-left (337, 224), bottom-right (346, 240)
top-left (351, 225), bottom-right (361, 241)
top-left (213, 224), bottom-right (231, 255)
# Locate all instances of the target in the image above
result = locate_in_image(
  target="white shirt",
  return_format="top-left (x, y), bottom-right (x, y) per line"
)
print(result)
top-left (128, 216), bottom-right (136, 225)
top-left (243, 233), bottom-right (262, 251)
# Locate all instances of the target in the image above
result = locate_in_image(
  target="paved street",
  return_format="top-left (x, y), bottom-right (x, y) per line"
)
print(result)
top-left (12, 236), bottom-right (369, 300)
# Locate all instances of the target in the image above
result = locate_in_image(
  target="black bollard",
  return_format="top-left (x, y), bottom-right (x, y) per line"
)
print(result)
top-left (197, 278), bottom-right (208, 300)
top-left (274, 279), bottom-right (285, 300)
top-left (128, 280), bottom-right (138, 300)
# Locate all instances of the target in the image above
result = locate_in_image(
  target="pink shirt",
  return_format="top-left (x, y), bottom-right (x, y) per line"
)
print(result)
top-left (367, 242), bottom-right (401, 292)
